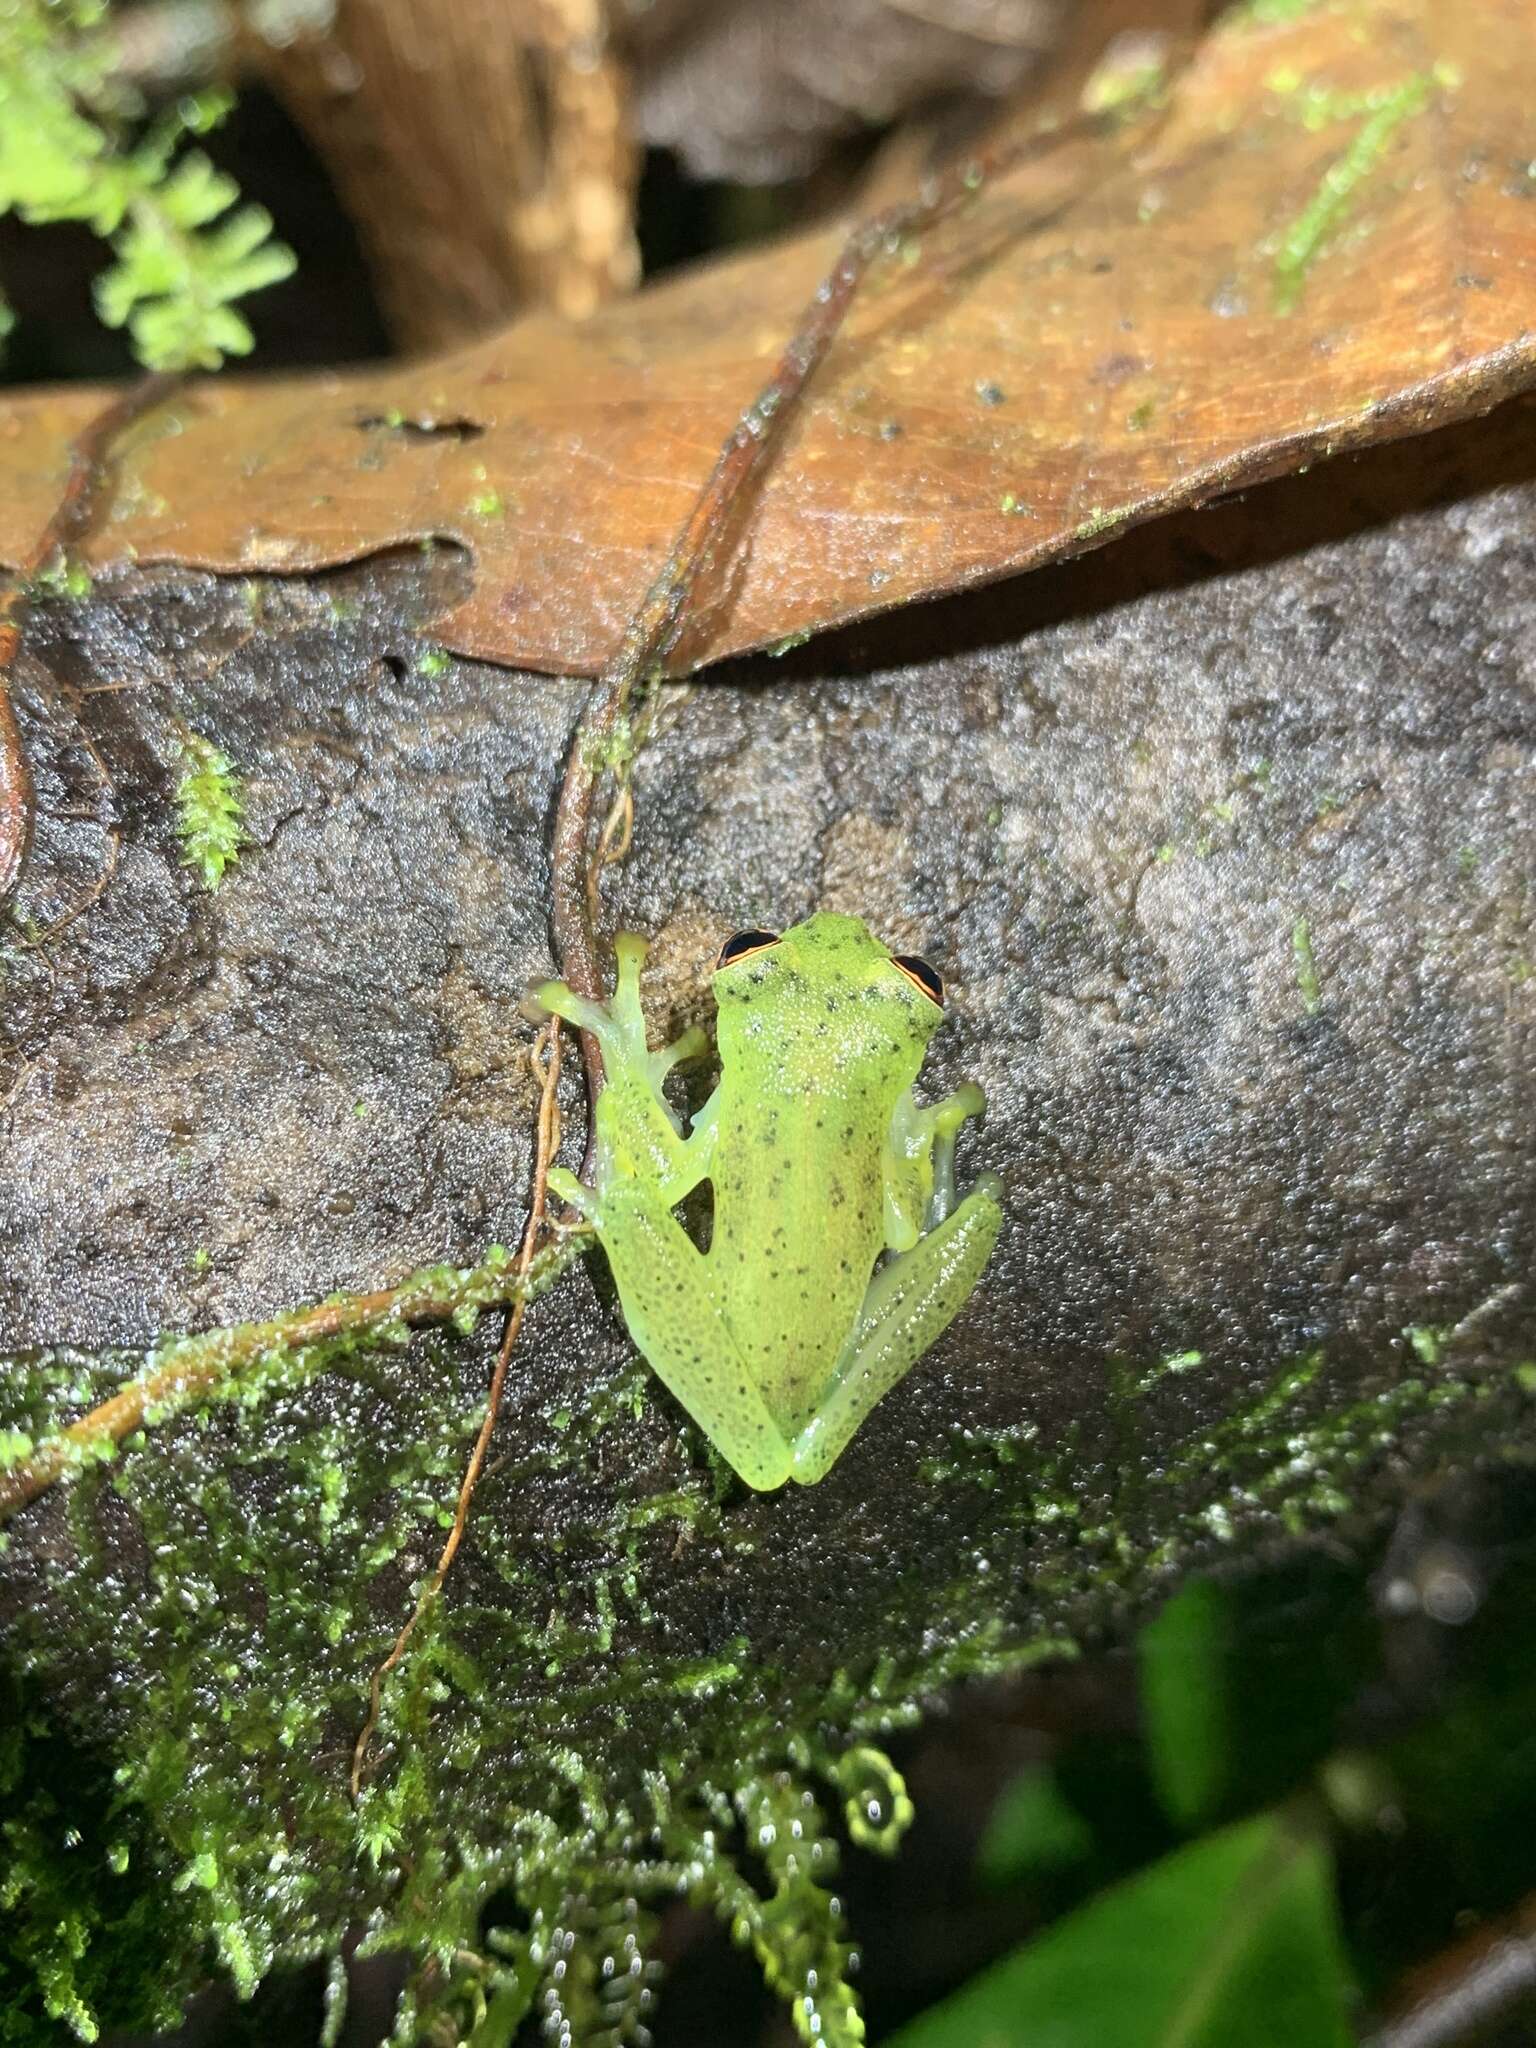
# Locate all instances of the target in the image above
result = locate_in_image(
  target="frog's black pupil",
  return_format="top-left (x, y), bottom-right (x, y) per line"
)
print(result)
top-left (893, 954), bottom-right (944, 1006)
top-left (717, 928), bottom-right (781, 968)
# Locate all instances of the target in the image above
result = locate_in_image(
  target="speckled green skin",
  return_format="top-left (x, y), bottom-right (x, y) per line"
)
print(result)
top-left (538, 914), bottom-right (1003, 1488)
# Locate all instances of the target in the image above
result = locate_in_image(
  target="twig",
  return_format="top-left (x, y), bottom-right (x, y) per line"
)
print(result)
top-left (0, 370), bottom-right (181, 903)
top-left (546, 98), bottom-right (1131, 1135)
top-left (1363, 1894), bottom-right (1536, 2048)
top-left (0, 1226), bottom-right (582, 1525)
top-left (351, 1016), bottom-right (565, 1798)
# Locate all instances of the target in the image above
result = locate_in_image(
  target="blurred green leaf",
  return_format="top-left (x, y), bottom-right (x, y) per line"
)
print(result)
top-left (976, 1766), bottom-right (1095, 1891)
top-left (1140, 1578), bottom-right (1235, 1830)
top-left (890, 1811), bottom-right (1354, 2048)
top-left (1136, 1561), bottom-right (1372, 1834)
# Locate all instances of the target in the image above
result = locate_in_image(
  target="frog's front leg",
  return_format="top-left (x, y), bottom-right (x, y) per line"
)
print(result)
top-left (922, 1085), bottom-right (986, 1227)
top-left (883, 1082), bottom-right (988, 1249)
top-left (536, 933), bottom-right (712, 1192)
top-left (788, 1171), bottom-right (1003, 1484)
top-left (555, 1174), bottom-right (794, 1491)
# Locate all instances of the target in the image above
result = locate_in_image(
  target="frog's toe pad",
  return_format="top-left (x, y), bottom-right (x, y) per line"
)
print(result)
top-left (548, 1165), bottom-right (598, 1218)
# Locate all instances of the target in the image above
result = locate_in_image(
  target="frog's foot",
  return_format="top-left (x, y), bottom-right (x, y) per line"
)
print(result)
top-left (884, 1082), bottom-right (988, 1245)
top-left (927, 1082), bottom-right (986, 1226)
top-left (588, 1178), bottom-right (794, 1491)
top-left (536, 939), bottom-right (708, 1109)
top-left (533, 932), bottom-right (651, 1054)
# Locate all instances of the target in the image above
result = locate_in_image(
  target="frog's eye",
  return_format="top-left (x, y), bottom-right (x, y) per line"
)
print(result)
top-left (892, 954), bottom-right (944, 1006)
top-left (716, 928), bottom-right (781, 969)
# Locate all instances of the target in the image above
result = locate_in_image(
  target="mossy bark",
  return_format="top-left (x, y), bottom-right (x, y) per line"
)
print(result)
top-left (1, 405), bottom-right (1533, 2042)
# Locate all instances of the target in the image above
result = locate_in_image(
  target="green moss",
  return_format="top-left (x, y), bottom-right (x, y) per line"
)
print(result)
top-left (0, 1668), bottom-right (203, 2042)
top-left (2, 1268), bottom-right (1526, 2041)
top-left (28, 554), bottom-right (93, 602)
top-left (1223, 0), bottom-right (1327, 27)
top-left (1132, 1342), bottom-right (1496, 1549)
top-left (4, 1291), bottom-right (940, 2038)
top-left (1113, 1349), bottom-right (1203, 1403)
top-left (0, 1429), bottom-right (33, 1469)
top-left (175, 731), bottom-right (245, 891)
top-left (1271, 75), bottom-right (1435, 313)
top-left (1081, 48), bottom-right (1168, 118)
top-left (1292, 915), bottom-right (1322, 1013)
top-left (835, 1745), bottom-right (914, 1853)
top-left (1075, 504), bottom-right (1125, 541)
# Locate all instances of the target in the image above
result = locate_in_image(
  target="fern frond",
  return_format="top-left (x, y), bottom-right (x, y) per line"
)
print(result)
top-left (0, 4), bottom-right (296, 370)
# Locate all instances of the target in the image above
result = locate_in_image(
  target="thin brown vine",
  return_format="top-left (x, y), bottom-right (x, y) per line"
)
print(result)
top-left (351, 1014), bottom-right (565, 1795)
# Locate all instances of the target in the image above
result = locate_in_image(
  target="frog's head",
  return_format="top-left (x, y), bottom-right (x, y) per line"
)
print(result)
top-left (711, 911), bottom-right (946, 1065)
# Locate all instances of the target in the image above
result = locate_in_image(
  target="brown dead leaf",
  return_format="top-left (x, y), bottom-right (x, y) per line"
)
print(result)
top-left (0, 0), bottom-right (1533, 677)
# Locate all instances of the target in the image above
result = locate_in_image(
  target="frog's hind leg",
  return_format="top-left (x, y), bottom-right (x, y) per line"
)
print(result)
top-left (595, 1181), bottom-right (794, 1492)
top-left (788, 1175), bottom-right (1003, 1486)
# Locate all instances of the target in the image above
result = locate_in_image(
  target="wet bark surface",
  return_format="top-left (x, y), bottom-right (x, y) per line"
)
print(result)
top-left (5, 405), bottom-right (1532, 1398)
top-left (0, 401), bottom-right (1532, 2030)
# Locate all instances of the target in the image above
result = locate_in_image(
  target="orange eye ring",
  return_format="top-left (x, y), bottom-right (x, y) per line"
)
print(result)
top-left (891, 953), bottom-right (944, 1006)
top-left (716, 928), bottom-right (782, 970)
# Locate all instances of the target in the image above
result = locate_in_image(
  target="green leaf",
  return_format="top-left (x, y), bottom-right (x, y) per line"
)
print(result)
top-left (1138, 1562), bottom-right (1374, 1832)
top-left (1139, 1578), bottom-right (1234, 1829)
top-left (889, 1812), bottom-right (1354, 2048)
top-left (975, 1766), bottom-right (1094, 1891)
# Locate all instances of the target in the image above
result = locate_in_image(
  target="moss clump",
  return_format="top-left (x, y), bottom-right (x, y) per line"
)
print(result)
top-left (174, 731), bottom-right (245, 890)
top-left (0, 1315), bottom-right (939, 2043)
top-left (0, 1669), bottom-right (202, 2043)
top-left (1, 1281), bottom-right (1528, 2041)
